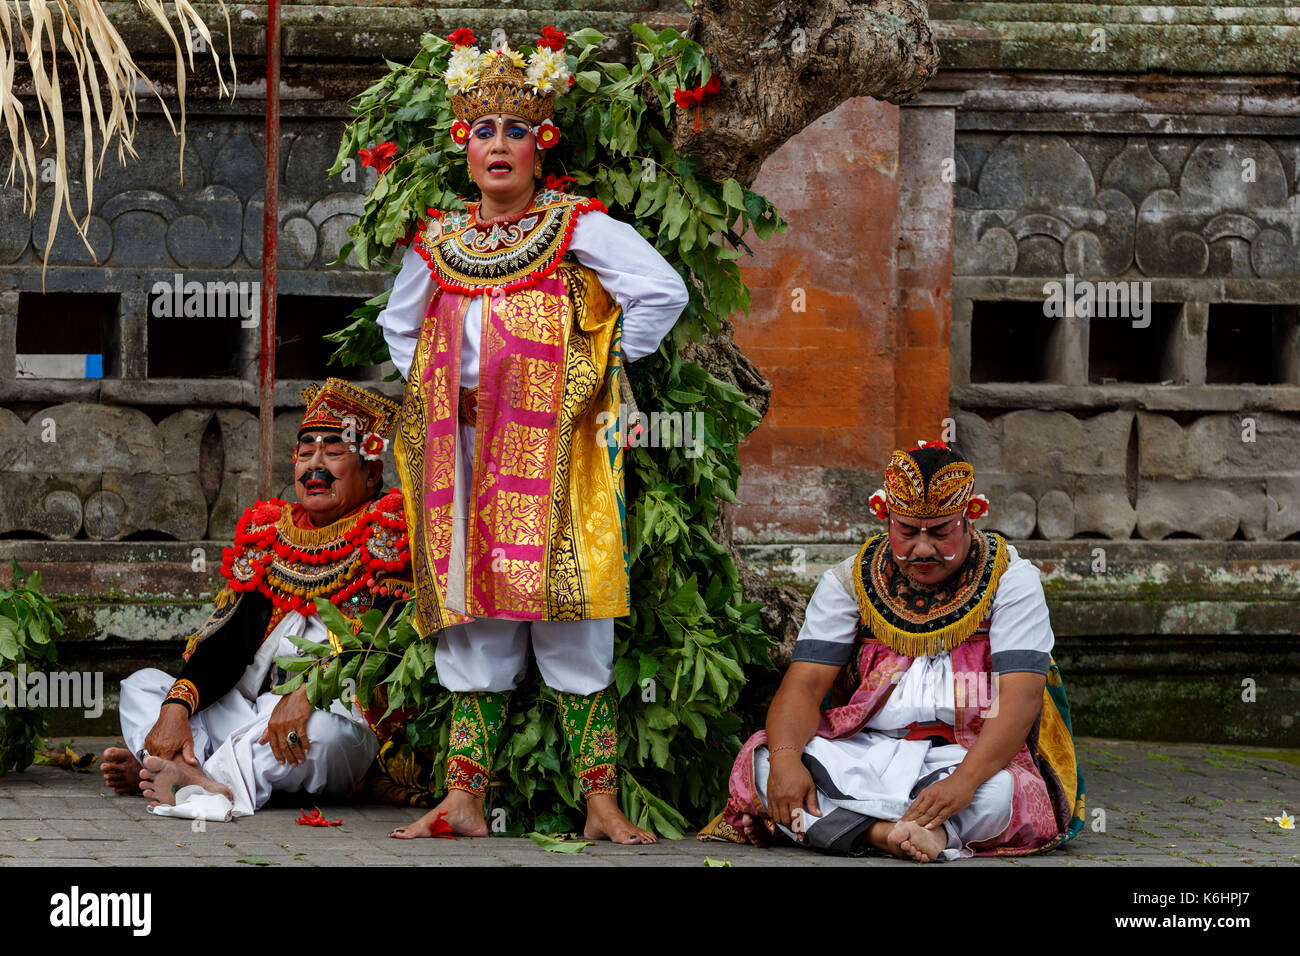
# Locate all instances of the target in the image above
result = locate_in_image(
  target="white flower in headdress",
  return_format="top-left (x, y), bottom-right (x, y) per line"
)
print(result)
top-left (526, 47), bottom-right (569, 94)
top-left (444, 45), bottom-right (483, 94)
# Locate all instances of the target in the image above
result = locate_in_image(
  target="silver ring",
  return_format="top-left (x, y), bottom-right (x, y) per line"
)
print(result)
top-left (286, 731), bottom-right (301, 746)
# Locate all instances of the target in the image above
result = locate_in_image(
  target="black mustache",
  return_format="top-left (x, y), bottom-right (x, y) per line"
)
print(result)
top-left (299, 468), bottom-right (338, 487)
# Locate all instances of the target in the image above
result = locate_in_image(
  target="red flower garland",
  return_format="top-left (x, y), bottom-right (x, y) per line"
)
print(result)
top-left (673, 73), bottom-right (721, 132)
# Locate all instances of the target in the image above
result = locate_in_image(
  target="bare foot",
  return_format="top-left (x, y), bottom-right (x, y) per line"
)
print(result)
top-left (887, 820), bottom-right (947, 862)
top-left (138, 754), bottom-right (231, 808)
top-left (101, 747), bottom-right (143, 796)
top-left (583, 793), bottom-right (657, 845)
top-left (737, 812), bottom-right (794, 847)
top-left (389, 789), bottom-right (487, 839)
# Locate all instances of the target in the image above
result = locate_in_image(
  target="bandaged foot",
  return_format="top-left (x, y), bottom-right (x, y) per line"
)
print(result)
top-left (138, 754), bottom-right (231, 808)
top-left (101, 747), bottom-right (143, 795)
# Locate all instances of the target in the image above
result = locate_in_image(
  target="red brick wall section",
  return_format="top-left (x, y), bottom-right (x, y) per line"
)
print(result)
top-left (734, 97), bottom-right (903, 543)
top-left (894, 107), bottom-right (954, 452)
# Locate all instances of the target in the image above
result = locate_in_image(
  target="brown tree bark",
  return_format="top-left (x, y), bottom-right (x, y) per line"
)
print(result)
top-left (664, 0), bottom-right (938, 660)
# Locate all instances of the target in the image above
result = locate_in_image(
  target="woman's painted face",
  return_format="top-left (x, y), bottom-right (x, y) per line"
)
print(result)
top-left (466, 114), bottom-right (537, 199)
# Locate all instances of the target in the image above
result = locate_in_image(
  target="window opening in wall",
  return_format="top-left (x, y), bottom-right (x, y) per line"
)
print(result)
top-left (970, 301), bottom-right (1056, 383)
top-left (147, 287), bottom-right (245, 378)
top-left (275, 296), bottom-right (374, 380)
top-left (16, 292), bottom-right (118, 378)
top-left (1206, 304), bottom-right (1298, 385)
top-left (1088, 302), bottom-right (1180, 384)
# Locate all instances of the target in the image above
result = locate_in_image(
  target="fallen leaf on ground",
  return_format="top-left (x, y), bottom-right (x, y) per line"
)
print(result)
top-left (527, 831), bottom-right (590, 853)
top-left (703, 857), bottom-right (732, 867)
top-left (236, 857), bottom-right (278, 866)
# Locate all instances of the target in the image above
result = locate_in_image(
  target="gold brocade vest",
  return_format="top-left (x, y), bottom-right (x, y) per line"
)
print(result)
top-left (851, 529), bottom-right (1009, 658)
top-left (394, 190), bottom-right (630, 633)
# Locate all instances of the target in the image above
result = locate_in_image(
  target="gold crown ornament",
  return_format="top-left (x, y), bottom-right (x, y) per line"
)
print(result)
top-left (297, 378), bottom-right (402, 461)
top-left (867, 439), bottom-right (990, 522)
top-left (443, 27), bottom-right (571, 151)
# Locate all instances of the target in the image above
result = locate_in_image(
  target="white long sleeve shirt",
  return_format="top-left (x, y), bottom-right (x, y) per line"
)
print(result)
top-left (376, 209), bottom-right (689, 385)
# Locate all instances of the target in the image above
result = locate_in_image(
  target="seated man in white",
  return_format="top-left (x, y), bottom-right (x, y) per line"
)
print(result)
top-left (100, 379), bottom-right (411, 817)
top-left (719, 440), bottom-right (1083, 860)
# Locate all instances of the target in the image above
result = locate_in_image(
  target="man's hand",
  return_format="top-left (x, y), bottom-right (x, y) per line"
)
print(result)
top-left (260, 686), bottom-right (313, 766)
top-left (901, 771), bottom-right (977, 830)
top-left (765, 752), bottom-right (822, 836)
top-left (143, 705), bottom-right (199, 766)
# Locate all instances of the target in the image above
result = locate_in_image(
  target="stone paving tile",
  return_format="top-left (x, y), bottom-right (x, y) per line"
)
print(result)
top-left (0, 737), bottom-right (1296, 866)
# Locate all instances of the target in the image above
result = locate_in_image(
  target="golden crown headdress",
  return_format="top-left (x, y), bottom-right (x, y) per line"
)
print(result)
top-left (867, 440), bottom-right (989, 522)
top-left (298, 378), bottom-right (402, 461)
top-left (443, 28), bottom-right (571, 149)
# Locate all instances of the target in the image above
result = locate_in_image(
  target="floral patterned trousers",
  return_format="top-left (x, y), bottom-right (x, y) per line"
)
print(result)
top-left (445, 687), bottom-right (619, 797)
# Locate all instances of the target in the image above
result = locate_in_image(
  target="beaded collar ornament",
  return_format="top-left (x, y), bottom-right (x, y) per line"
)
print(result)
top-left (414, 186), bottom-right (605, 296)
top-left (220, 490), bottom-right (411, 618)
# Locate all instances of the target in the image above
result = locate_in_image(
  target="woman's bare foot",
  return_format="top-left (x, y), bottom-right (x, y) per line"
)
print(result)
top-left (583, 793), bottom-right (657, 844)
top-left (389, 789), bottom-right (487, 838)
top-left (138, 754), bottom-right (231, 807)
top-left (887, 820), bottom-right (946, 862)
top-left (101, 747), bottom-right (142, 795)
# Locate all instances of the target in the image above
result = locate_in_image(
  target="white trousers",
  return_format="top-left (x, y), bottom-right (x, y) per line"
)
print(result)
top-left (754, 732), bottom-right (1015, 860)
top-left (119, 668), bottom-right (379, 816)
top-left (434, 617), bottom-right (615, 695)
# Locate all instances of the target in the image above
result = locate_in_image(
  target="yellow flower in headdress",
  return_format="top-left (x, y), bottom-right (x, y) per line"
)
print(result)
top-left (526, 47), bottom-right (569, 94)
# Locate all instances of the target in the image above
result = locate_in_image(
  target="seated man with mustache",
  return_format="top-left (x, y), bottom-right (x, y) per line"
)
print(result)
top-left (719, 440), bottom-right (1083, 860)
top-left (101, 379), bottom-right (412, 817)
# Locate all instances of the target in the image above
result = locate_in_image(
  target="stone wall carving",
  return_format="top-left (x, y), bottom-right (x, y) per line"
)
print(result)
top-left (955, 133), bottom-right (1300, 279)
top-left (0, 404), bottom-right (399, 540)
top-left (1, 119), bottom-right (370, 271)
top-left (954, 408), bottom-right (1300, 541)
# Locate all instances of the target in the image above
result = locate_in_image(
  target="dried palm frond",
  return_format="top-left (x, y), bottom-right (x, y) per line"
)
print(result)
top-left (0, 0), bottom-right (236, 288)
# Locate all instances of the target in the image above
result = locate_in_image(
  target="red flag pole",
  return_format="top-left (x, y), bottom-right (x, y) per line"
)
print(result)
top-left (257, 0), bottom-right (281, 500)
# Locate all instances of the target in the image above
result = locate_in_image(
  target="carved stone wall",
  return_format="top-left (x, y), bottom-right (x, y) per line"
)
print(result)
top-left (946, 73), bottom-right (1300, 543)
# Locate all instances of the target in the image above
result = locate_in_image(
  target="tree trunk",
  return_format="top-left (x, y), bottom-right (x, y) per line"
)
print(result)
top-left (670, 0), bottom-right (938, 655)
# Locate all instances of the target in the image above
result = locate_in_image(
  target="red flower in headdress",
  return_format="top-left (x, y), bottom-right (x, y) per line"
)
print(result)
top-left (544, 173), bottom-right (576, 191)
top-left (910, 438), bottom-right (949, 452)
top-left (450, 119), bottom-right (472, 149)
top-left (673, 73), bottom-right (722, 132)
top-left (537, 26), bottom-right (567, 51)
top-left (358, 140), bottom-right (397, 174)
top-left (448, 28), bottom-right (477, 48)
top-left (534, 119), bottom-right (561, 149)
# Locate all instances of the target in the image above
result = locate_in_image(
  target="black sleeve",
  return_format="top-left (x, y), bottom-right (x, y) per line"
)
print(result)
top-left (175, 592), bottom-right (273, 713)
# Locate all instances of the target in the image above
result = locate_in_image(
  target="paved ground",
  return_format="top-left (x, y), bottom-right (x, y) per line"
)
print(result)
top-left (0, 737), bottom-right (1295, 867)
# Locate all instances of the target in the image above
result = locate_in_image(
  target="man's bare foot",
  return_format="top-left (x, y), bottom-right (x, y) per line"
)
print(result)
top-left (886, 820), bottom-right (947, 862)
top-left (138, 754), bottom-right (231, 808)
top-left (737, 812), bottom-right (794, 847)
top-left (101, 747), bottom-right (142, 795)
top-left (583, 793), bottom-right (657, 845)
top-left (389, 789), bottom-right (487, 839)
